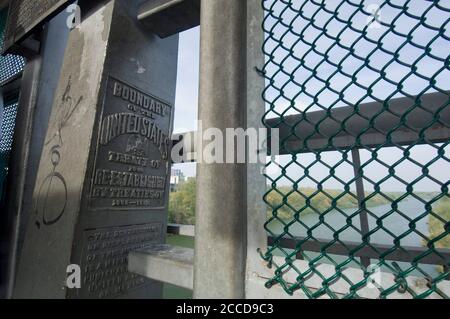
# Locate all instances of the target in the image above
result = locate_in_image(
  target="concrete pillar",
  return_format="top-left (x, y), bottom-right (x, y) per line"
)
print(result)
top-left (194, 0), bottom-right (247, 299)
top-left (13, 0), bottom-right (178, 299)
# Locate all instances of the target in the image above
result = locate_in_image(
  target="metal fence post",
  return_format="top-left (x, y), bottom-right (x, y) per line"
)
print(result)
top-left (194, 0), bottom-right (247, 299)
top-left (3, 9), bottom-right (71, 299)
top-left (3, 56), bottom-right (41, 299)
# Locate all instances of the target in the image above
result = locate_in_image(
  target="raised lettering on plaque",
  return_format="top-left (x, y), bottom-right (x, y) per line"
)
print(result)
top-left (89, 76), bottom-right (172, 210)
top-left (78, 223), bottom-right (162, 298)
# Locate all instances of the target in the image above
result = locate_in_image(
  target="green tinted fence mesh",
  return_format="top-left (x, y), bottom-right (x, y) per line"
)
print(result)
top-left (261, 0), bottom-right (450, 299)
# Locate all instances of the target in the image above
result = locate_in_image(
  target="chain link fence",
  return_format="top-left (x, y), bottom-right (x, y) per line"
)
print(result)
top-left (261, 0), bottom-right (450, 299)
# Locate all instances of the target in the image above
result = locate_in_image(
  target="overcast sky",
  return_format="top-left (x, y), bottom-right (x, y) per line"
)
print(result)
top-left (172, 2), bottom-right (449, 193)
top-left (172, 27), bottom-right (199, 178)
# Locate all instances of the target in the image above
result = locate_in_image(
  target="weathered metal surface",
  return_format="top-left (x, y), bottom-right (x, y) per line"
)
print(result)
top-left (13, 0), bottom-right (178, 299)
top-left (89, 76), bottom-right (172, 211)
top-left (2, 0), bottom-right (72, 54)
top-left (129, 244), bottom-right (194, 290)
top-left (4, 9), bottom-right (72, 299)
top-left (244, 0), bottom-right (272, 299)
top-left (172, 91), bottom-right (450, 162)
top-left (266, 91), bottom-right (450, 153)
top-left (268, 236), bottom-right (450, 266)
top-left (2, 57), bottom-right (41, 299)
top-left (194, 0), bottom-right (247, 299)
top-left (167, 223), bottom-right (195, 237)
top-left (138, 0), bottom-right (200, 38)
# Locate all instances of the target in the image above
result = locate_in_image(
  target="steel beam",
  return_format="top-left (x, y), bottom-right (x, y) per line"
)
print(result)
top-left (138, 0), bottom-right (200, 37)
top-left (129, 245), bottom-right (194, 290)
top-left (172, 91), bottom-right (450, 162)
top-left (268, 236), bottom-right (450, 266)
top-left (266, 91), bottom-right (450, 153)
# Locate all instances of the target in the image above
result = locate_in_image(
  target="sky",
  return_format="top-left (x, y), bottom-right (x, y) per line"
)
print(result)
top-left (173, 27), bottom-right (200, 134)
top-left (172, 1), bottom-right (450, 193)
top-left (171, 27), bottom-right (199, 178)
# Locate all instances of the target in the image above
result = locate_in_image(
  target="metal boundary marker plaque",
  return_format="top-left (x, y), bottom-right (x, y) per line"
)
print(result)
top-left (88, 76), bottom-right (173, 211)
top-left (2, 0), bottom-right (72, 54)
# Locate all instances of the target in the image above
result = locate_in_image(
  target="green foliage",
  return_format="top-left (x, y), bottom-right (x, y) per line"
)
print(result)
top-left (168, 180), bottom-right (399, 225)
top-left (166, 234), bottom-right (195, 249)
top-left (168, 178), bottom-right (196, 225)
top-left (264, 186), bottom-right (396, 220)
top-left (429, 197), bottom-right (450, 249)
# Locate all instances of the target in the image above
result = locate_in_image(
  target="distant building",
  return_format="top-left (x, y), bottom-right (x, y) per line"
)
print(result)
top-left (170, 169), bottom-right (185, 192)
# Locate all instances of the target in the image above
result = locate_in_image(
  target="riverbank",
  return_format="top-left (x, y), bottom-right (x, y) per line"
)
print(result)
top-left (264, 186), bottom-right (405, 220)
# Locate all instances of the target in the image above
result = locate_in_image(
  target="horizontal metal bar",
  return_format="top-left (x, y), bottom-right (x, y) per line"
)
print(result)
top-left (138, 0), bottom-right (200, 38)
top-left (0, 0), bottom-right (9, 10)
top-left (166, 225), bottom-right (448, 266)
top-left (167, 224), bottom-right (181, 234)
top-left (1, 73), bottom-right (22, 104)
top-left (129, 245), bottom-right (194, 290)
top-left (171, 91), bottom-right (450, 162)
top-left (167, 223), bottom-right (195, 236)
top-left (268, 236), bottom-right (450, 266)
top-left (266, 91), bottom-right (450, 154)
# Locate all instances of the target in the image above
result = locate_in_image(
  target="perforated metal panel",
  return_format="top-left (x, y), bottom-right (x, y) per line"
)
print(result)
top-left (0, 101), bottom-right (18, 155)
top-left (0, 6), bottom-right (25, 201)
top-left (0, 100), bottom-right (18, 200)
top-left (0, 53), bottom-right (25, 84)
top-left (0, 8), bottom-right (26, 85)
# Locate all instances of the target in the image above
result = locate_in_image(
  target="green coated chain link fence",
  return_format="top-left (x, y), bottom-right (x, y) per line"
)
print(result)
top-left (261, 0), bottom-right (450, 299)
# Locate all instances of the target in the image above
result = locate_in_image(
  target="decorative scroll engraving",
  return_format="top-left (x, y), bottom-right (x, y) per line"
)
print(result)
top-left (35, 77), bottom-right (82, 228)
top-left (78, 223), bottom-right (162, 298)
top-left (35, 146), bottom-right (67, 228)
top-left (89, 76), bottom-right (173, 210)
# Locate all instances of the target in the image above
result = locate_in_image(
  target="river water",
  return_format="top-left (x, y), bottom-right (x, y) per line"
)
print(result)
top-left (268, 197), bottom-right (440, 277)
